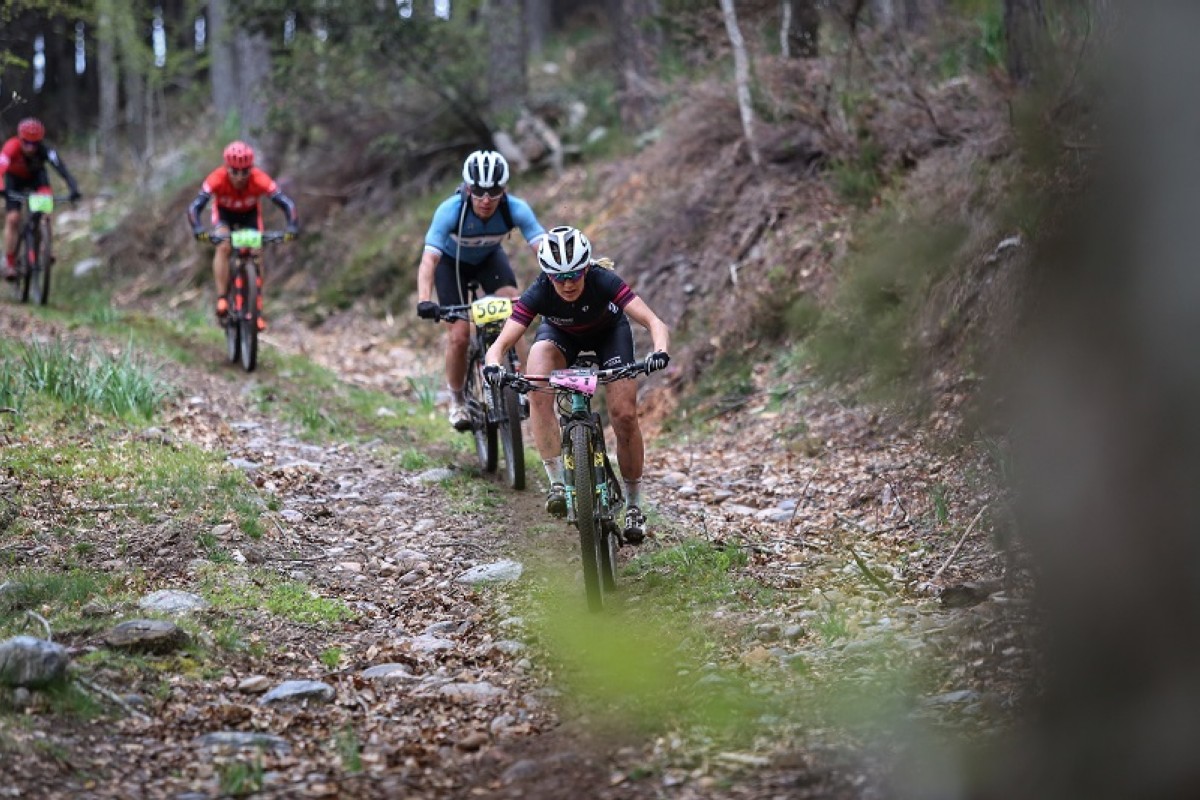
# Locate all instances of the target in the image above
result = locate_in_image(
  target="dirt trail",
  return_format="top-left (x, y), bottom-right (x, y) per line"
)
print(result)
top-left (1, 306), bottom-right (1031, 799)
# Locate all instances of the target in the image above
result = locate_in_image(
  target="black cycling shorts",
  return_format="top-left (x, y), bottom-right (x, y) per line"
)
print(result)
top-left (433, 249), bottom-right (517, 306)
top-left (4, 172), bottom-right (50, 212)
top-left (534, 315), bottom-right (635, 370)
top-left (215, 207), bottom-right (259, 231)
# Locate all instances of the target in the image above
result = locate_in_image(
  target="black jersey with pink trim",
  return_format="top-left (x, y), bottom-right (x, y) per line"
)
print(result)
top-left (511, 269), bottom-right (636, 336)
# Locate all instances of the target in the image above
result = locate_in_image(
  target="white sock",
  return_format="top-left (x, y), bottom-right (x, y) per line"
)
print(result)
top-left (625, 478), bottom-right (643, 509)
top-left (543, 457), bottom-right (565, 486)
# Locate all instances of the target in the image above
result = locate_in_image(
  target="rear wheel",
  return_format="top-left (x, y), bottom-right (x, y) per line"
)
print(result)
top-left (572, 423), bottom-right (604, 612)
top-left (239, 259), bottom-right (259, 372)
top-left (224, 280), bottom-right (241, 364)
top-left (30, 217), bottom-right (52, 306)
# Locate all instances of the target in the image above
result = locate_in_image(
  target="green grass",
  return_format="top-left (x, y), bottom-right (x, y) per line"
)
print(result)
top-left (0, 338), bottom-right (171, 420)
top-left (334, 726), bottom-right (363, 773)
top-left (626, 539), bottom-right (750, 608)
top-left (199, 567), bottom-right (354, 627)
top-left (0, 569), bottom-right (114, 630)
top-left (218, 756), bottom-right (264, 797)
top-left (319, 646), bottom-right (343, 670)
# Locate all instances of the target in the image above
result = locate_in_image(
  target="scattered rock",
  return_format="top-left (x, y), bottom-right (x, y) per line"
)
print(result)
top-left (105, 619), bottom-right (190, 654)
top-left (415, 468), bottom-right (455, 484)
top-left (195, 731), bottom-right (292, 753)
top-left (456, 560), bottom-right (523, 585)
top-left (258, 680), bottom-right (336, 706)
top-left (0, 636), bottom-right (69, 688)
top-left (138, 589), bottom-right (208, 615)
top-left (361, 663), bottom-right (415, 681)
top-left (237, 675), bottom-right (272, 694)
top-left (438, 681), bottom-right (505, 702)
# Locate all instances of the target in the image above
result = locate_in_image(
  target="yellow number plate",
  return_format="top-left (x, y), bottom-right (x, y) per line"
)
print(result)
top-left (28, 195), bottom-right (54, 214)
top-left (471, 297), bottom-right (513, 326)
top-left (231, 229), bottom-right (263, 249)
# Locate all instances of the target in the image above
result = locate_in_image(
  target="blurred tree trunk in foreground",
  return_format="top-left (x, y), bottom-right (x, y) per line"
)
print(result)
top-left (208, 0), bottom-right (237, 123)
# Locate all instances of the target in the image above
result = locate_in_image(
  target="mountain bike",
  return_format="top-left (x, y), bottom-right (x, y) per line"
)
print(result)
top-left (502, 358), bottom-right (650, 611)
top-left (436, 287), bottom-right (527, 490)
top-left (205, 229), bottom-right (288, 373)
top-left (5, 191), bottom-right (72, 306)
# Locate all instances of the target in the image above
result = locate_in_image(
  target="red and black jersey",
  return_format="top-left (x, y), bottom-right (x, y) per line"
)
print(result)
top-left (186, 165), bottom-right (298, 232)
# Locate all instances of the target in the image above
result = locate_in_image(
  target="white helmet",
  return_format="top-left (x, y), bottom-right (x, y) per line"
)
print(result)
top-left (538, 226), bottom-right (592, 275)
top-left (462, 150), bottom-right (510, 189)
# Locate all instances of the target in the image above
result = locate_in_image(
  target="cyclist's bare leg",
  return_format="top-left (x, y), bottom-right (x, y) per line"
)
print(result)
top-left (606, 378), bottom-right (644, 484)
top-left (212, 224), bottom-right (232, 297)
top-left (445, 319), bottom-right (471, 395)
top-left (3, 210), bottom-right (20, 259)
top-left (528, 341), bottom-right (567, 457)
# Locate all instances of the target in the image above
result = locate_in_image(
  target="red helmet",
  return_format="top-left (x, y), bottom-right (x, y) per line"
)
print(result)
top-left (223, 141), bottom-right (254, 170)
top-left (18, 118), bottom-right (45, 142)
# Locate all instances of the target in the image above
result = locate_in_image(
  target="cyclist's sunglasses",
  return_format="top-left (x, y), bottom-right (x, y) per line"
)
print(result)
top-left (228, 167), bottom-right (251, 177)
top-left (469, 184), bottom-right (504, 198)
top-left (548, 268), bottom-right (586, 283)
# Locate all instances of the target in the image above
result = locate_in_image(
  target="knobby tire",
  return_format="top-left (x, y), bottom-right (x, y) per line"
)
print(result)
top-left (225, 278), bottom-right (241, 364)
top-left (466, 342), bottom-right (498, 473)
top-left (30, 217), bottom-right (52, 306)
top-left (17, 225), bottom-right (34, 304)
top-left (239, 258), bottom-right (259, 372)
top-left (498, 384), bottom-right (525, 490)
top-left (572, 423), bottom-right (604, 612)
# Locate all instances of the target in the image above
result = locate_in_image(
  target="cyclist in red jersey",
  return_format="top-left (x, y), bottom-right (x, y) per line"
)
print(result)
top-left (186, 141), bottom-right (299, 329)
top-left (0, 117), bottom-right (82, 280)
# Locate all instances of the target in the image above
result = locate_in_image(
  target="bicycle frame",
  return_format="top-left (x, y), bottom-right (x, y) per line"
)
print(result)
top-left (6, 191), bottom-right (70, 306)
top-left (206, 229), bottom-right (287, 372)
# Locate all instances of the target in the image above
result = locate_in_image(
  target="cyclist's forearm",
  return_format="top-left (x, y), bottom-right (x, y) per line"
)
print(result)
top-left (416, 250), bottom-right (439, 302)
top-left (269, 191), bottom-right (299, 228)
top-left (187, 192), bottom-right (211, 228)
top-left (485, 320), bottom-right (527, 366)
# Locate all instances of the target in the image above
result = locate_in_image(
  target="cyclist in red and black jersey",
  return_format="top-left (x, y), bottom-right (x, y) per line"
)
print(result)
top-left (0, 118), bottom-right (82, 279)
top-left (186, 141), bottom-right (299, 329)
top-left (483, 226), bottom-right (670, 544)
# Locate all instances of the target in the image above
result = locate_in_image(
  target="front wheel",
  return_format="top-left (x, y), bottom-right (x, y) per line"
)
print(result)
top-left (571, 423), bottom-right (604, 612)
top-left (30, 217), bottom-right (52, 306)
top-left (239, 259), bottom-right (259, 372)
top-left (498, 384), bottom-right (525, 490)
top-left (16, 226), bottom-right (35, 304)
top-left (465, 344), bottom-right (498, 473)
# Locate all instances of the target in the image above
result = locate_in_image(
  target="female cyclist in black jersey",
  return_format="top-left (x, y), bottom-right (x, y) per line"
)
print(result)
top-left (483, 226), bottom-right (670, 543)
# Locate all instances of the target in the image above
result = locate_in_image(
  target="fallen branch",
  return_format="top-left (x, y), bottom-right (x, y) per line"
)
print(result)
top-left (24, 611), bottom-right (53, 640)
top-left (75, 675), bottom-right (152, 721)
top-left (844, 543), bottom-right (893, 596)
top-left (932, 504), bottom-right (990, 583)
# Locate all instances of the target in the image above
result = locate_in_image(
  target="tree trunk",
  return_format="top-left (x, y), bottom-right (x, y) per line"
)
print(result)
top-left (234, 32), bottom-right (271, 146)
top-left (719, 0), bottom-right (760, 167)
top-left (488, 0), bottom-right (527, 119)
top-left (208, 0), bottom-right (237, 121)
top-left (525, 0), bottom-right (551, 57)
top-left (607, 0), bottom-right (655, 132)
top-left (781, 0), bottom-right (820, 58)
top-left (1005, 0), bottom-right (1046, 87)
top-left (96, 0), bottom-right (121, 181)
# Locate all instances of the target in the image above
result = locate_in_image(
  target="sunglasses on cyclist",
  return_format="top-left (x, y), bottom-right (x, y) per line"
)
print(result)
top-left (469, 185), bottom-right (504, 198)
top-left (228, 167), bottom-right (251, 177)
top-left (548, 268), bottom-right (586, 283)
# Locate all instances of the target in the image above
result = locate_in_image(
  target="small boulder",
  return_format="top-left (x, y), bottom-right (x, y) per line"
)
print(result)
top-left (0, 636), bottom-right (69, 688)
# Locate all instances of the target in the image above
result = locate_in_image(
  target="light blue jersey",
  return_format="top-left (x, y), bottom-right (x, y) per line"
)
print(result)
top-left (423, 192), bottom-right (545, 266)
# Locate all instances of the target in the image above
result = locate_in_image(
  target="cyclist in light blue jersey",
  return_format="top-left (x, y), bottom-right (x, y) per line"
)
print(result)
top-left (416, 150), bottom-right (546, 430)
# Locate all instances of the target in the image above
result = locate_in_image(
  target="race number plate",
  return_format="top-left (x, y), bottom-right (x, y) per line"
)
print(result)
top-left (550, 369), bottom-right (598, 396)
top-left (28, 194), bottom-right (54, 214)
top-left (231, 229), bottom-right (263, 249)
top-left (471, 297), bottom-right (513, 326)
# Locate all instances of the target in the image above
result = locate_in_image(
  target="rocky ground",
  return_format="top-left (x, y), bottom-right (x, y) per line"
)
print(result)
top-left (0, 305), bottom-right (1035, 799)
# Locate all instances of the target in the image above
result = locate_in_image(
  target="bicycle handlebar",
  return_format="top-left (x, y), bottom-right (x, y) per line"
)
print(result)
top-left (205, 230), bottom-right (291, 245)
top-left (500, 361), bottom-right (652, 393)
top-left (4, 191), bottom-right (76, 204)
top-left (435, 303), bottom-right (473, 323)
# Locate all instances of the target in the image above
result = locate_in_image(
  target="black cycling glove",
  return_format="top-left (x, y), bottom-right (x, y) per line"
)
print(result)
top-left (645, 351), bottom-right (670, 373)
top-left (417, 301), bottom-right (439, 321)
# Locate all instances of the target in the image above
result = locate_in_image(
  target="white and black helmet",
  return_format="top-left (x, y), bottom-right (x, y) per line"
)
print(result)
top-left (538, 226), bottom-right (592, 275)
top-left (462, 150), bottom-right (510, 188)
